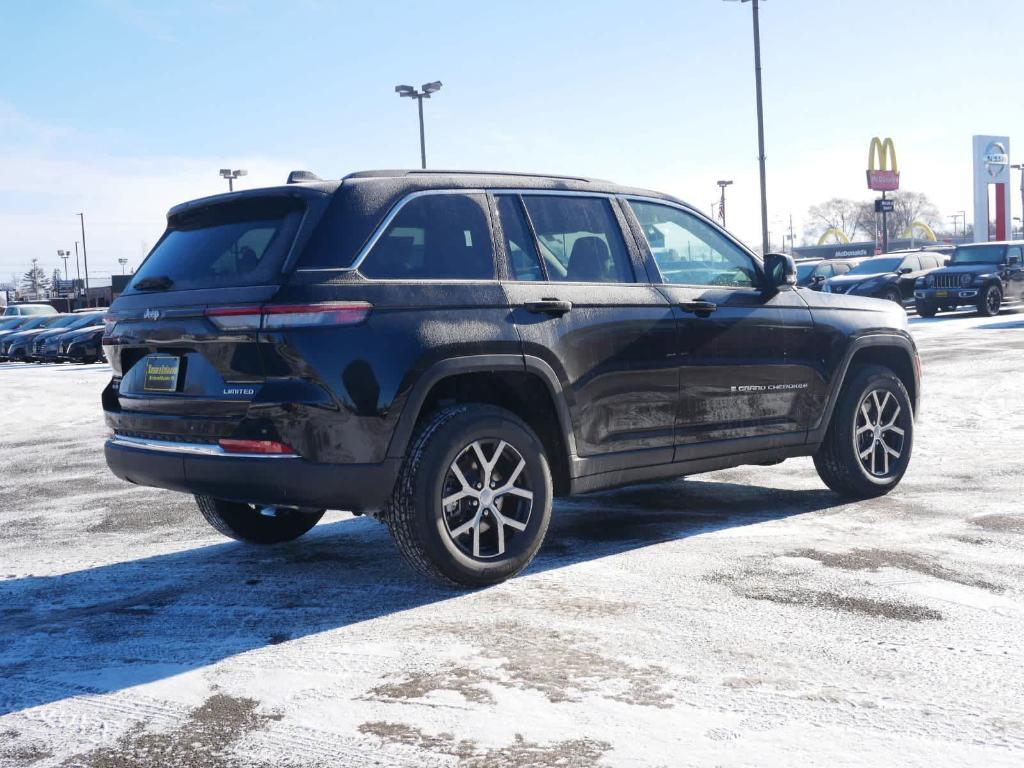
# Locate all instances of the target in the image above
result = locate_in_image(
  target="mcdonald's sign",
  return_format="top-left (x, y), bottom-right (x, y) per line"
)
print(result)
top-left (866, 137), bottom-right (899, 191)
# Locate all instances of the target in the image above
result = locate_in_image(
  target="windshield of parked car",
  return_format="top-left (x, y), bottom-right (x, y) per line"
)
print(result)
top-left (13, 316), bottom-right (51, 330)
top-left (55, 313), bottom-right (103, 332)
top-left (796, 262), bottom-right (819, 281)
top-left (0, 317), bottom-right (28, 330)
top-left (846, 257), bottom-right (901, 276)
top-left (950, 244), bottom-right (1005, 265)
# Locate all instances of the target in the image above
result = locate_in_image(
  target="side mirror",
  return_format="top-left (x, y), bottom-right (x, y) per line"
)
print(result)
top-left (944, 259), bottom-right (951, 266)
top-left (765, 253), bottom-right (797, 288)
top-left (899, 267), bottom-right (913, 274)
top-left (1009, 256), bottom-right (1021, 267)
top-left (811, 274), bottom-right (826, 284)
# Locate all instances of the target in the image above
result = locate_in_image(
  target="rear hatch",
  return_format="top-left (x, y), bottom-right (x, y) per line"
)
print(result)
top-left (104, 189), bottom-right (331, 441)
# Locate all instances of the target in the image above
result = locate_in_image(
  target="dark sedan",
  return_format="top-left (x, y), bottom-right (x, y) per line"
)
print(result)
top-left (60, 324), bottom-right (106, 363)
top-left (0, 315), bottom-right (73, 360)
top-left (796, 257), bottom-right (867, 291)
top-left (823, 250), bottom-right (947, 306)
top-left (29, 311), bottom-right (105, 361)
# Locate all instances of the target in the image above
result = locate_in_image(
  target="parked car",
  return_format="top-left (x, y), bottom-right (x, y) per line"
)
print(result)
top-left (2, 303), bottom-right (58, 316)
top-left (102, 169), bottom-right (919, 587)
top-left (823, 250), bottom-right (946, 306)
top-left (29, 311), bottom-right (106, 361)
top-left (0, 316), bottom-right (33, 340)
top-left (60, 324), bottom-right (106, 364)
top-left (0, 315), bottom-right (72, 360)
top-left (795, 257), bottom-right (866, 291)
top-left (913, 241), bottom-right (1024, 317)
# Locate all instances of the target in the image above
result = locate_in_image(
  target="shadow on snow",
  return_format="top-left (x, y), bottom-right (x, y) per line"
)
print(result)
top-left (0, 478), bottom-right (842, 716)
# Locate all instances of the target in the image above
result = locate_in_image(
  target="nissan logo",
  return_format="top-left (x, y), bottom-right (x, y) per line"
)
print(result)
top-left (984, 141), bottom-right (1008, 178)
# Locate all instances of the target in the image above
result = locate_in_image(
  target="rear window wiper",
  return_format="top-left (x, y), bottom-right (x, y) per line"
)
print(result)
top-left (133, 275), bottom-right (174, 291)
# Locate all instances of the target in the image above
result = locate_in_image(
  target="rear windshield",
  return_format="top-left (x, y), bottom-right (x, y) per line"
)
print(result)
top-left (126, 198), bottom-right (304, 293)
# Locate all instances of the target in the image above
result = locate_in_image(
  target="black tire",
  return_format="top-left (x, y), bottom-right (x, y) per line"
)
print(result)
top-left (385, 404), bottom-right (553, 588)
top-left (915, 303), bottom-right (937, 318)
top-left (195, 495), bottom-right (325, 544)
top-left (978, 284), bottom-right (1002, 317)
top-left (882, 287), bottom-right (901, 304)
top-left (813, 364), bottom-right (914, 499)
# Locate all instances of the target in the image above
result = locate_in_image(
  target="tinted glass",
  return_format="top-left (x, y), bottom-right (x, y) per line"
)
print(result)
top-left (796, 262), bottom-right (818, 281)
top-left (127, 198), bottom-right (304, 293)
top-left (900, 256), bottom-right (921, 271)
top-left (628, 200), bottom-right (757, 287)
top-left (847, 257), bottom-right (901, 275)
top-left (1007, 246), bottom-right (1022, 262)
top-left (522, 196), bottom-right (633, 283)
top-left (815, 263), bottom-right (835, 278)
top-left (361, 194), bottom-right (494, 280)
top-left (0, 318), bottom-right (27, 330)
top-left (951, 244), bottom-right (1005, 264)
top-left (496, 196), bottom-right (543, 281)
top-left (834, 263), bottom-right (851, 275)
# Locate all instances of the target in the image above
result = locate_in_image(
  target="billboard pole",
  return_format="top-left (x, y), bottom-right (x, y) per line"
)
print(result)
top-left (881, 191), bottom-right (888, 254)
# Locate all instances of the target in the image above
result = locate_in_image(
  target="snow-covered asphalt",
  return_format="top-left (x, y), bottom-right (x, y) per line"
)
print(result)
top-left (1, 309), bottom-right (1023, 767)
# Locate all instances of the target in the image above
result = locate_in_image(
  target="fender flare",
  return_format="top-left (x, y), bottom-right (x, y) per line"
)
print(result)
top-left (385, 353), bottom-right (578, 461)
top-left (808, 332), bottom-right (920, 443)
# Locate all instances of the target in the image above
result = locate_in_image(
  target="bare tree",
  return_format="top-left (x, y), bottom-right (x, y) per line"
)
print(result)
top-left (804, 198), bottom-right (872, 243)
top-left (858, 191), bottom-right (941, 242)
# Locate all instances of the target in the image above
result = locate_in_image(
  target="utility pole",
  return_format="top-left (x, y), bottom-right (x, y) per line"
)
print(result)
top-left (788, 213), bottom-right (795, 253)
top-left (77, 214), bottom-right (90, 304)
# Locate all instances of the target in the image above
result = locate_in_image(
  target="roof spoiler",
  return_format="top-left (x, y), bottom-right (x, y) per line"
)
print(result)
top-left (287, 170), bottom-right (322, 184)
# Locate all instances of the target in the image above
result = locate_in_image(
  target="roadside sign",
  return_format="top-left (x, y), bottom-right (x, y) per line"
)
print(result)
top-left (874, 198), bottom-right (895, 213)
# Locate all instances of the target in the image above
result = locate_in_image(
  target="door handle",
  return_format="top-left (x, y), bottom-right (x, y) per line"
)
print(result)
top-left (524, 299), bottom-right (572, 316)
top-left (679, 301), bottom-right (718, 316)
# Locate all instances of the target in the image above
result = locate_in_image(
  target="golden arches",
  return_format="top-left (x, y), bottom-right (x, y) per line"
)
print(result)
top-left (868, 137), bottom-right (898, 173)
top-left (901, 221), bottom-right (937, 241)
top-left (817, 227), bottom-right (851, 245)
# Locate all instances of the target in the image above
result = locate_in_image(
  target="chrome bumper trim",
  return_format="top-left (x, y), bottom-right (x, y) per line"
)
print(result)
top-left (109, 435), bottom-right (299, 459)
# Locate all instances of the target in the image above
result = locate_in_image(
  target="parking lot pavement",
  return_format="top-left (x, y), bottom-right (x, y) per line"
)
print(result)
top-left (1, 310), bottom-right (1022, 768)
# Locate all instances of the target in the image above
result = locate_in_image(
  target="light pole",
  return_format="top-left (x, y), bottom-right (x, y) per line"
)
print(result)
top-left (395, 81), bottom-right (442, 169)
top-left (77, 213), bottom-right (90, 304)
top-left (726, 0), bottom-right (769, 254)
top-left (219, 168), bottom-right (248, 192)
top-left (118, 257), bottom-right (128, 275)
top-left (716, 180), bottom-right (733, 227)
top-left (74, 241), bottom-right (82, 296)
top-left (57, 249), bottom-right (69, 284)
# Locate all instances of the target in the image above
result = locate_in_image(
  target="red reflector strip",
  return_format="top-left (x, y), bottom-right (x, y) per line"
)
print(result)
top-left (205, 302), bottom-right (371, 330)
top-left (218, 439), bottom-right (295, 455)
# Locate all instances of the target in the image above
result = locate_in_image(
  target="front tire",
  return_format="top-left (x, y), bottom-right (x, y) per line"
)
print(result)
top-left (385, 405), bottom-right (553, 588)
top-left (978, 284), bottom-right (1002, 316)
top-left (882, 287), bottom-right (902, 304)
top-left (813, 365), bottom-right (914, 499)
top-left (195, 495), bottom-right (325, 544)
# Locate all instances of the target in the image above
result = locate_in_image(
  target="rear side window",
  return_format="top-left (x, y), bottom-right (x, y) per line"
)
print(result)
top-left (126, 198), bottom-right (304, 293)
top-left (360, 193), bottom-right (494, 280)
top-left (522, 196), bottom-right (633, 283)
top-left (496, 195), bottom-right (544, 281)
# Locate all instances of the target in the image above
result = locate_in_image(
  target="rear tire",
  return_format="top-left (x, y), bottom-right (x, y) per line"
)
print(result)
top-left (385, 404), bottom-right (553, 588)
top-left (813, 365), bottom-right (914, 499)
top-left (978, 284), bottom-right (1002, 317)
top-left (195, 495), bottom-right (325, 544)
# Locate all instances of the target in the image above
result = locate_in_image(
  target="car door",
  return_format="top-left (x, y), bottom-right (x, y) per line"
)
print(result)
top-left (495, 192), bottom-right (677, 470)
top-left (897, 255), bottom-right (923, 300)
top-left (623, 199), bottom-right (821, 457)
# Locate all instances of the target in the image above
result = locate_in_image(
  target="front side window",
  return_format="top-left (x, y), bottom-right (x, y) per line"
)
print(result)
top-left (628, 200), bottom-right (758, 287)
top-left (899, 256), bottom-right (921, 272)
top-left (814, 263), bottom-right (836, 279)
top-left (361, 193), bottom-right (494, 280)
top-left (521, 196), bottom-right (634, 283)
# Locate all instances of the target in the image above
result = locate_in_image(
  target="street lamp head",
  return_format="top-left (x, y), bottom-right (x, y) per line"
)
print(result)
top-left (717, 179), bottom-right (734, 188)
top-left (219, 169), bottom-right (232, 178)
top-left (421, 81), bottom-right (442, 95)
top-left (395, 84), bottom-right (415, 97)
top-left (235, 169), bottom-right (248, 178)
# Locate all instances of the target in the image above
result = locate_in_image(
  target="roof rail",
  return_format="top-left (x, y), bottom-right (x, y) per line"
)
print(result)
top-left (343, 169), bottom-right (595, 183)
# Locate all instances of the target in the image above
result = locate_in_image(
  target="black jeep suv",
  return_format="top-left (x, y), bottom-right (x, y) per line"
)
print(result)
top-left (913, 241), bottom-right (1024, 317)
top-left (103, 170), bottom-right (920, 587)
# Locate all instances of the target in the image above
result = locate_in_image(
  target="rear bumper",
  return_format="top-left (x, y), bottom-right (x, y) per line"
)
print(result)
top-left (105, 436), bottom-right (400, 512)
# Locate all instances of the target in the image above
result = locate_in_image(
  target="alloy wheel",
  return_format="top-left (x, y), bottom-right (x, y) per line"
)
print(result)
top-left (986, 288), bottom-right (1001, 314)
top-left (854, 389), bottom-right (906, 478)
top-left (441, 439), bottom-right (533, 559)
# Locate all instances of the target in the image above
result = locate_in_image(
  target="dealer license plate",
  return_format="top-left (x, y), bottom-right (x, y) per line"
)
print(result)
top-left (143, 356), bottom-right (181, 392)
top-left (935, 290), bottom-right (948, 298)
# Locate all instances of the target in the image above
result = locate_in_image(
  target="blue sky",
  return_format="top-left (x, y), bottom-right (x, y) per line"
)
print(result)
top-left (2, 0), bottom-right (1023, 280)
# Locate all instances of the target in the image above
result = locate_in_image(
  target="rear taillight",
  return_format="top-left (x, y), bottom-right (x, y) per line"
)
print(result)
top-left (206, 302), bottom-right (371, 331)
top-left (218, 438), bottom-right (296, 455)
top-left (102, 314), bottom-right (118, 335)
